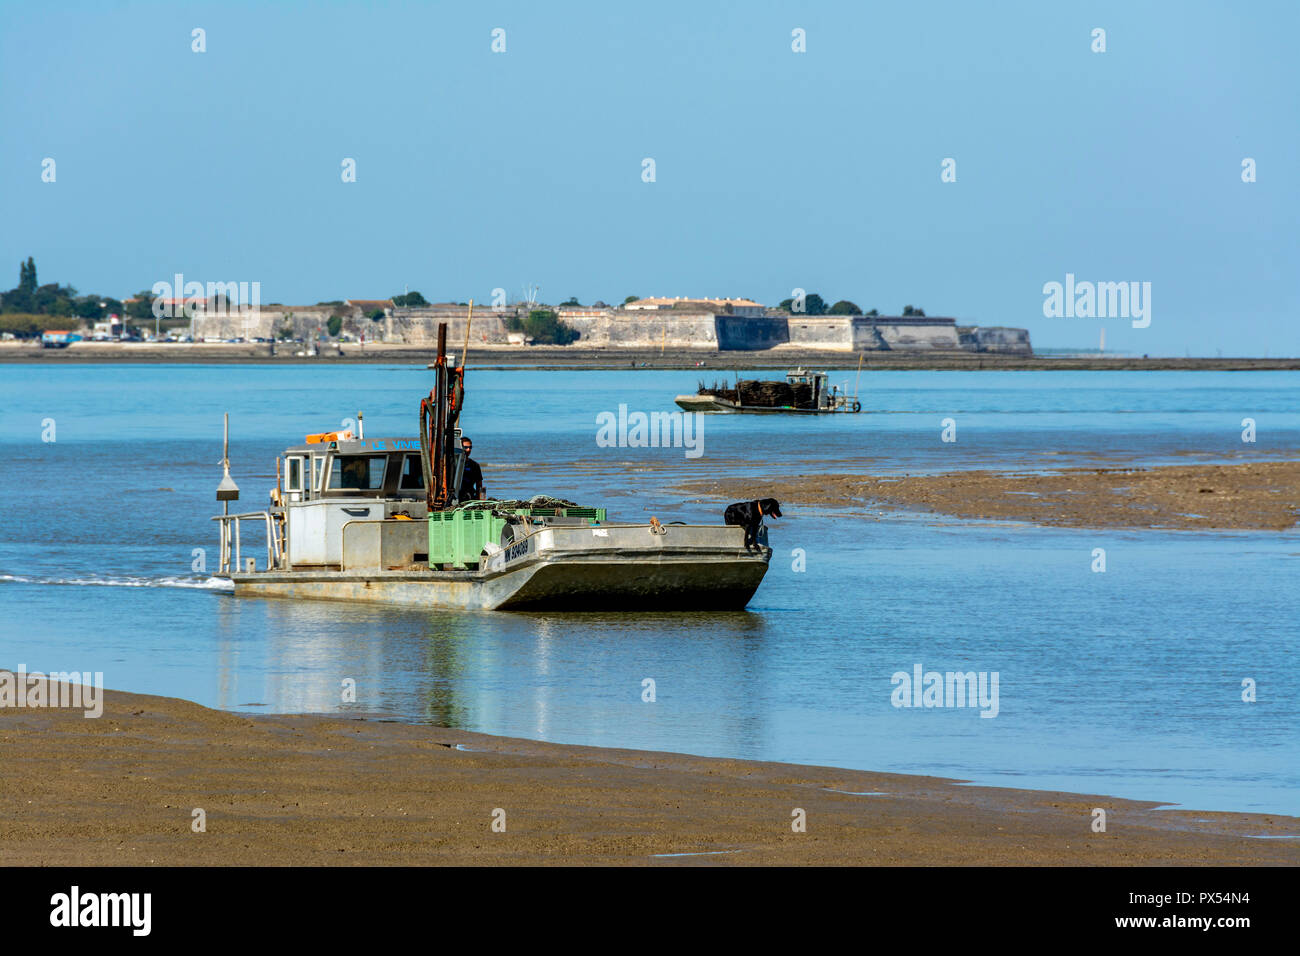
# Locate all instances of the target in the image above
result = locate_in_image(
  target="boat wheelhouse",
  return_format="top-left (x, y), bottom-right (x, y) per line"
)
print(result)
top-left (273, 435), bottom-right (431, 570)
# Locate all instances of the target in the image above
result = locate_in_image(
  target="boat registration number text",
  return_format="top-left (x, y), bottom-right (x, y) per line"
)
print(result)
top-left (504, 538), bottom-right (531, 563)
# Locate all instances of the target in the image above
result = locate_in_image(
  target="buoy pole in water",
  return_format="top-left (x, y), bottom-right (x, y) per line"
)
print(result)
top-left (216, 412), bottom-right (240, 571)
top-left (217, 413), bottom-right (240, 509)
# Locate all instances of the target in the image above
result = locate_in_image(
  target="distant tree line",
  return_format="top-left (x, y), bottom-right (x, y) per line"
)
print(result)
top-left (0, 257), bottom-right (123, 318)
top-left (0, 257), bottom-right (132, 337)
top-left (775, 293), bottom-right (922, 317)
top-left (391, 291), bottom-right (428, 307)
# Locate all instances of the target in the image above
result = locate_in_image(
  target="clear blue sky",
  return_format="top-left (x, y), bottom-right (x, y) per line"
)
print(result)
top-left (2, 0), bottom-right (1296, 354)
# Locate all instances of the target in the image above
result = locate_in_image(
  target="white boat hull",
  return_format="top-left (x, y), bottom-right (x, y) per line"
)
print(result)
top-left (229, 523), bottom-right (771, 611)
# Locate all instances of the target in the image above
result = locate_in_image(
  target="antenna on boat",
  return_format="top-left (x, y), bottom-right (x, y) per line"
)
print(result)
top-left (216, 412), bottom-right (240, 513)
top-left (854, 352), bottom-right (864, 401)
top-left (460, 299), bottom-right (474, 369)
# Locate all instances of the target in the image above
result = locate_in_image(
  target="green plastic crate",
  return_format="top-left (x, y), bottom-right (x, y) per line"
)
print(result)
top-left (426, 506), bottom-right (607, 569)
top-left (427, 510), bottom-right (506, 569)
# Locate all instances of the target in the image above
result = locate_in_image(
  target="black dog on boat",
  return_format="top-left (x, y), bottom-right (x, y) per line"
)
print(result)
top-left (724, 498), bottom-right (782, 550)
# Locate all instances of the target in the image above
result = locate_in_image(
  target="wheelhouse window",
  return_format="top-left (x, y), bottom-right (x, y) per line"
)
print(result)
top-left (284, 457), bottom-right (304, 492)
top-left (399, 453), bottom-right (425, 490)
top-left (328, 455), bottom-right (387, 491)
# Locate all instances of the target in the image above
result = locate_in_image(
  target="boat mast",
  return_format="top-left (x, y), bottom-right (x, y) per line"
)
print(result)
top-left (420, 323), bottom-right (466, 511)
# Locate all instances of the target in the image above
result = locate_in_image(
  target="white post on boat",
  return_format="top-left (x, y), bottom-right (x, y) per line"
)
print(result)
top-left (357, 411), bottom-right (364, 440)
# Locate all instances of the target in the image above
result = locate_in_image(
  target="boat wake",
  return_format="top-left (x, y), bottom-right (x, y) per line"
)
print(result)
top-left (0, 573), bottom-right (234, 592)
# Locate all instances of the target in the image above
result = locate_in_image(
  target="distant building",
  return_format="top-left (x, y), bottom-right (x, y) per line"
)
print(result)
top-left (345, 299), bottom-right (394, 315)
top-left (41, 330), bottom-right (82, 348)
top-left (556, 308), bottom-right (612, 319)
top-left (623, 297), bottom-right (766, 317)
top-left (91, 318), bottom-right (123, 340)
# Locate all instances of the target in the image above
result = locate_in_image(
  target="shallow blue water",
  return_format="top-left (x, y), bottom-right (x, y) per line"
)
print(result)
top-left (1, 365), bottom-right (1297, 815)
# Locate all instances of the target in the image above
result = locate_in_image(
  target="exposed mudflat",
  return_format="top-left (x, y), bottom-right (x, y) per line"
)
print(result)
top-left (678, 459), bottom-right (1300, 530)
top-left (2, 683), bottom-right (1295, 865)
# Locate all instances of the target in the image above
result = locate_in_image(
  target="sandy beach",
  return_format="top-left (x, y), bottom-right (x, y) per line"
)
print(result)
top-left (1, 682), bottom-right (1295, 866)
top-left (680, 458), bottom-right (1300, 531)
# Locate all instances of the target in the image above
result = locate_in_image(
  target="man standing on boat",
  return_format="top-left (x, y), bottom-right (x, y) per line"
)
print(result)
top-left (460, 436), bottom-right (486, 500)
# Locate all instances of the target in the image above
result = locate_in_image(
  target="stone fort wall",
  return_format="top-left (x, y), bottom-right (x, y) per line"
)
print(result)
top-left (191, 307), bottom-right (1031, 354)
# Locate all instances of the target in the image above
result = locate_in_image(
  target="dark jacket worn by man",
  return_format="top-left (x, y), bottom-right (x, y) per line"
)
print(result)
top-left (461, 456), bottom-right (484, 500)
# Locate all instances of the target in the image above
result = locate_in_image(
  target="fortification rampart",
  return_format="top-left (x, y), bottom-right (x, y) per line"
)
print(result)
top-left (192, 306), bottom-right (1031, 354)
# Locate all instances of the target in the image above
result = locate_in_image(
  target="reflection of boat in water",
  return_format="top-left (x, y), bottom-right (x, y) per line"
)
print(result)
top-left (675, 368), bottom-right (861, 414)
top-left (212, 323), bottom-right (772, 611)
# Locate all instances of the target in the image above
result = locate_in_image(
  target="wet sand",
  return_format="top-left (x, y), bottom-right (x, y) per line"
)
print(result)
top-left (1, 683), bottom-right (1295, 865)
top-left (680, 459), bottom-right (1300, 531)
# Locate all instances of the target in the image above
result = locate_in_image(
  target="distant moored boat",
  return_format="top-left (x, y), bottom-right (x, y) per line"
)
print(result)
top-left (676, 368), bottom-right (861, 414)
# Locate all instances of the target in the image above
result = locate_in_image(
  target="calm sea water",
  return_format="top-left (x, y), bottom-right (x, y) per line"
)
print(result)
top-left (1, 364), bottom-right (1297, 815)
